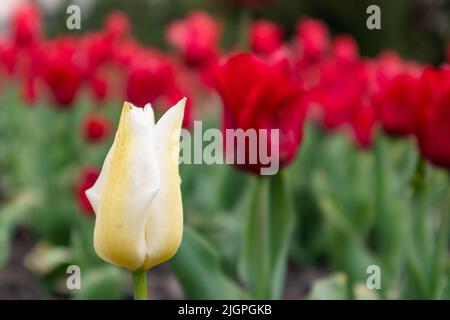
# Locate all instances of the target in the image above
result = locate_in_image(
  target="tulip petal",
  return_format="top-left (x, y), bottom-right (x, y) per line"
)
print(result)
top-left (143, 98), bottom-right (186, 269)
top-left (88, 102), bottom-right (161, 270)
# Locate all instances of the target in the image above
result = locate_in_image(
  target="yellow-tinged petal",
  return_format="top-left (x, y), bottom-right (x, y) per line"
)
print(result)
top-left (143, 98), bottom-right (186, 269)
top-left (87, 102), bottom-right (160, 271)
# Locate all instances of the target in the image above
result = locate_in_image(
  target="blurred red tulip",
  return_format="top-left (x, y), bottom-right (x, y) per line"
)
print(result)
top-left (249, 20), bottom-right (284, 55)
top-left (76, 167), bottom-right (100, 215)
top-left (166, 11), bottom-right (220, 68)
top-left (351, 104), bottom-right (377, 149)
top-left (295, 18), bottom-right (330, 65)
top-left (40, 38), bottom-right (84, 107)
top-left (20, 75), bottom-right (38, 105)
top-left (83, 114), bottom-right (111, 143)
top-left (212, 53), bottom-right (307, 174)
top-left (125, 51), bottom-right (175, 106)
top-left (12, 3), bottom-right (42, 47)
top-left (0, 38), bottom-right (17, 75)
top-left (82, 33), bottom-right (113, 74)
top-left (414, 66), bottom-right (450, 169)
top-left (311, 58), bottom-right (370, 130)
top-left (376, 73), bottom-right (418, 137)
top-left (89, 74), bottom-right (108, 102)
top-left (332, 35), bottom-right (359, 65)
top-left (125, 51), bottom-right (193, 127)
top-left (104, 11), bottom-right (131, 40)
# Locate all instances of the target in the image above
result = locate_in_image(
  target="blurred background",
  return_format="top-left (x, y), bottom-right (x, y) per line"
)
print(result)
top-left (0, 0), bottom-right (449, 300)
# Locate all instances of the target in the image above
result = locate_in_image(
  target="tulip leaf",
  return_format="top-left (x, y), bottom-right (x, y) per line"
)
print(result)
top-left (170, 227), bottom-right (246, 299)
top-left (74, 265), bottom-right (128, 300)
top-left (0, 191), bottom-right (39, 268)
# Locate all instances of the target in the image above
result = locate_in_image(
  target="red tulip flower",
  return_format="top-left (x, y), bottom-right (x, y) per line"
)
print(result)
top-left (166, 11), bottom-right (220, 68)
top-left (414, 67), bottom-right (450, 169)
top-left (40, 38), bottom-right (84, 107)
top-left (295, 18), bottom-right (330, 66)
top-left (212, 53), bottom-right (307, 174)
top-left (0, 38), bottom-right (17, 75)
top-left (376, 73), bottom-right (418, 137)
top-left (311, 58), bottom-right (370, 130)
top-left (249, 20), bottom-right (284, 55)
top-left (12, 3), bottom-right (42, 48)
top-left (351, 104), bottom-right (377, 149)
top-left (76, 167), bottom-right (100, 215)
top-left (125, 51), bottom-right (193, 127)
top-left (332, 35), bottom-right (359, 66)
top-left (83, 114), bottom-right (111, 143)
top-left (125, 52), bottom-right (176, 107)
top-left (104, 11), bottom-right (131, 40)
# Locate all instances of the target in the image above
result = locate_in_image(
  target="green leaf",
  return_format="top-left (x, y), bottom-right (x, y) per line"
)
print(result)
top-left (170, 227), bottom-right (246, 299)
top-left (74, 265), bottom-right (128, 300)
top-left (0, 191), bottom-right (40, 268)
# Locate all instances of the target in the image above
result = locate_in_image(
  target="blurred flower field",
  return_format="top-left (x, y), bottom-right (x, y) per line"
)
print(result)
top-left (0, 0), bottom-right (449, 300)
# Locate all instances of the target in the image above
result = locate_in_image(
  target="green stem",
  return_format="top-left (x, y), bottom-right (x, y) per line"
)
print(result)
top-left (243, 176), bottom-right (270, 299)
top-left (133, 270), bottom-right (148, 300)
top-left (373, 133), bottom-right (388, 298)
top-left (254, 177), bottom-right (270, 299)
top-left (411, 157), bottom-right (430, 259)
top-left (430, 174), bottom-right (450, 298)
top-left (404, 156), bottom-right (431, 298)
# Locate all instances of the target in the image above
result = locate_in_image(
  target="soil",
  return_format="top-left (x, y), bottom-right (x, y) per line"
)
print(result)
top-left (0, 227), bottom-right (325, 299)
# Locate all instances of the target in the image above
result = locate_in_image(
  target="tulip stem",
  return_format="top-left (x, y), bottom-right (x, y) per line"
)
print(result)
top-left (430, 174), bottom-right (450, 298)
top-left (133, 270), bottom-right (148, 300)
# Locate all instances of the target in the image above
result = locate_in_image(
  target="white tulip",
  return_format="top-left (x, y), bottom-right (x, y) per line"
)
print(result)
top-left (85, 98), bottom-right (186, 271)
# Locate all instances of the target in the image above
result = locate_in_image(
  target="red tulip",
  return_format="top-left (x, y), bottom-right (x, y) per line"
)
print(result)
top-left (414, 66), bottom-right (450, 169)
top-left (104, 12), bottom-right (130, 40)
top-left (332, 35), bottom-right (359, 66)
top-left (249, 20), bottom-right (284, 55)
top-left (40, 38), bottom-right (84, 107)
top-left (83, 114), bottom-right (110, 143)
top-left (311, 58), bottom-right (370, 130)
top-left (0, 38), bottom-right (17, 75)
top-left (351, 104), bottom-right (377, 149)
top-left (11, 3), bottom-right (42, 47)
top-left (295, 18), bottom-right (330, 66)
top-left (76, 167), bottom-right (100, 215)
top-left (376, 73), bottom-right (418, 137)
top-left (88, 74), bottom-right (108, 102)
top-left (125, 51), bottom-right (175, 107)
top-left (125, 51), bottom-right (193, 127)
top-left (212, 53), bottom-right (307, 174)
top-left (81, 33), bottom-right (113, 74)
top-left (20, 75), bottom-right (38, 105)
top-left (166, 11), bottom-right (220, 67)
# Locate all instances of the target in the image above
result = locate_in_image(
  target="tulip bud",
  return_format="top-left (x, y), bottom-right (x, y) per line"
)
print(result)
top-left (85, 98), bottom-right (186, 271)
